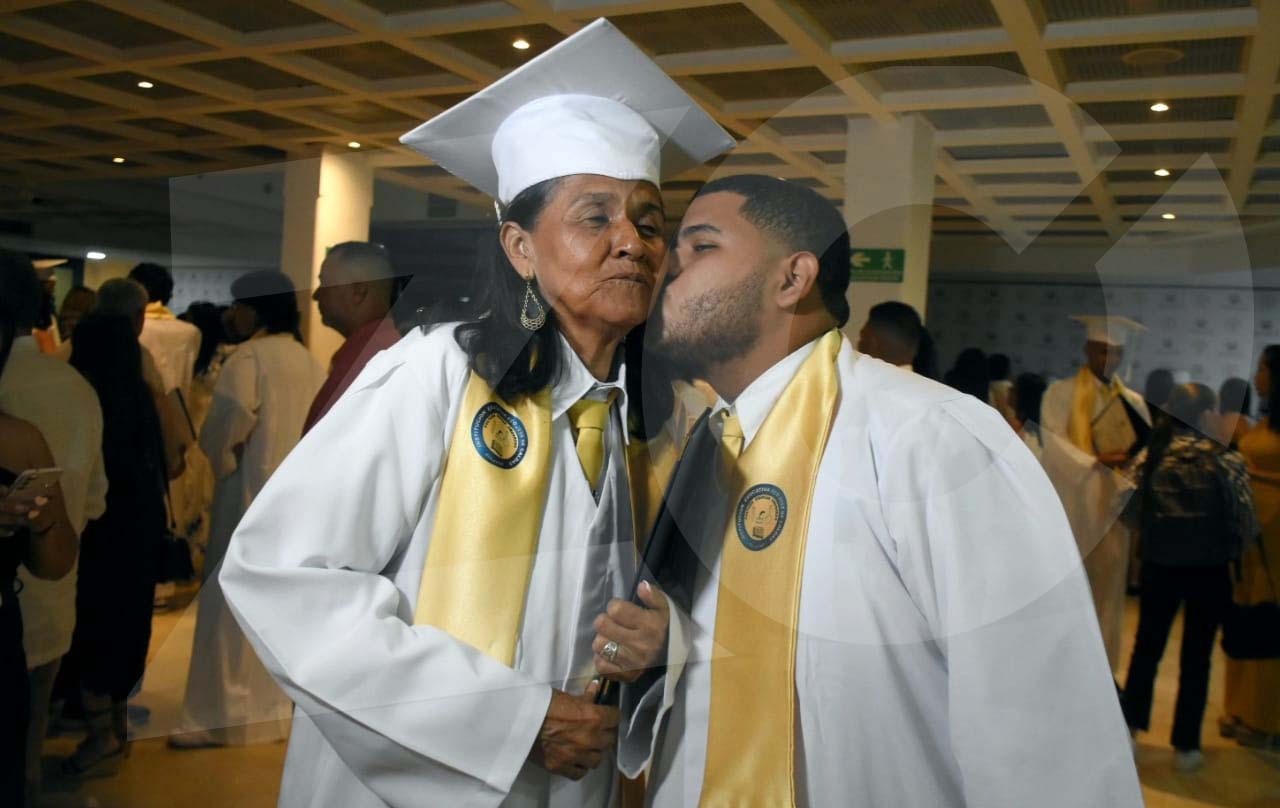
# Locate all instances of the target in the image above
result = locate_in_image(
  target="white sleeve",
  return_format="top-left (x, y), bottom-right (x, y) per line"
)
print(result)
top-left (198, 350), bottom-right (258, 480)
top-left (218, 346), bottom-right (551, 808)
top-left (1039, 379), bottom-right (1072, 438)
top-left (617, 592), bottom-right (690, 777)
top-left (881, 398), bottom-right (1143, 808)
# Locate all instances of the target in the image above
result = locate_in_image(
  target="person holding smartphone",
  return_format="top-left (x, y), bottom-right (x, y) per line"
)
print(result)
top-left (0, 284), bottom-right (77, 806)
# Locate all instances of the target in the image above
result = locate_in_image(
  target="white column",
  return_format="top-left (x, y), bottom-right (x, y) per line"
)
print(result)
top-left (280, 146), bottom-right (374, 365)
top-left (840, 114), bottom-right (935, 339)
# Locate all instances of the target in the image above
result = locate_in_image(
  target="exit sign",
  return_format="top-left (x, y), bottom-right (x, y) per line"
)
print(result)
top-left (850, 248), bottom-right (905, 283)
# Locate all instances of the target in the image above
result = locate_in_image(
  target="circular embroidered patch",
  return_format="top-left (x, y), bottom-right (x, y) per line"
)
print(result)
top-left (471, 403), bottom-right (528, 469)
top-left (735, 484), bottom-right (787, 551)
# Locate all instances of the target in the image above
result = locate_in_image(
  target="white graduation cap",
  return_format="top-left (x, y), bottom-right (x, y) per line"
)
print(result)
top-left (399, 18), bottom-right (735, 206)
top-left (1070, 314), bottom-right (1147, 347)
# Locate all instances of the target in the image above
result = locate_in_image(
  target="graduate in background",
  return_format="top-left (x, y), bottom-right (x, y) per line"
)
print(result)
top-left (632, 175), bottom-right (1140, 807)
top-left (1040, 315), bottom-right (1152, 672)
top-left (218, 19), bottom-right (733, 808)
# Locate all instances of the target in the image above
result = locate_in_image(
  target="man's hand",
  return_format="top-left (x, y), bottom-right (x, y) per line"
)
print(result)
top-left (591, 581), bottom-right (670, 683)
top-left (0, 486), bottom-right (50, 538)
top-left (528, 683), bottom-right (620, 780)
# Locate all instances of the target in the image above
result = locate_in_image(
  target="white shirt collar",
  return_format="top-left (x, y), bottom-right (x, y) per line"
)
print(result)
top-left (551, 330), bottom-right (630, 443)
top-left (711, 337), bottom-right (821, 449)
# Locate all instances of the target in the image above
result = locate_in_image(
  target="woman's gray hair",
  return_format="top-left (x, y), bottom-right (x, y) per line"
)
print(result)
top-left (94, 277), bottom-right (149, 319)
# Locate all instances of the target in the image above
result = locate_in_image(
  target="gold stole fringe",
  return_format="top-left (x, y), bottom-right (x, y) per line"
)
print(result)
top-left (414, 373), bottom-right (551, 666)
top-left (700, 330), bottom-right (843, 807)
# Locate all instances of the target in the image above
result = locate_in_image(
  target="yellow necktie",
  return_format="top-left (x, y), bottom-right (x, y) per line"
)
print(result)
top-left (718, 410), bottom-right (743, 459)
top-left (570, 390), bottom-right (617, 490)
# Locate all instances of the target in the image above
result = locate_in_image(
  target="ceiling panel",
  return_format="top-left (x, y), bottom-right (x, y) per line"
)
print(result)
top-left (611, 4), bottom-right (784, 54)
top-left (697, 67), bottom-right (834, 100)
top-left (21, 1), bottom-right (188, 49)
top-left (434, 25), bottom-right (565, 69)
top-left (303, 42), bottom-right (452, 80)
top-left (1080, 96), bottom-right (1236, 124)
top-left (163, 0), bottom-right (330, 33)
top-left (794, 0), bottom-right (1000, 40)
top-left (1043, 0), bottom-right (1251, 24)
top-left (1059, 38), bottom-right (1244, 83)
top-left (81, 72), bottom-right (198, 101)
top-left (184, 58), bottom-right (315, 91)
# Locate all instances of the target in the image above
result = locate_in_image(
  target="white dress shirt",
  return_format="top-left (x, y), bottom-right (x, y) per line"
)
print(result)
top-left (219, 324), bottom-right (663, 807)
top-left (645, 337), bottom-right (1142, 808)
top-left (139, 304), bottom-right (201, 396)
top-left (0, 335), bottom-right (107, 667)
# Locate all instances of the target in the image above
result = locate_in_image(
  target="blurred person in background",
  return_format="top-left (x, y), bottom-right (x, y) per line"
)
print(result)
top-left (943, 347), bottom-right (989, 402)
top-left (0, 290), bottom-right (78, 806)
top-left (304, 241), bottom-right (402, 434)
top-left (56, 286), bottom-right (96, 346)
top-left (855, 300), bottom-right (938, 379)
top-left (1218, 376), bottom-right (1253, 450)
top-left (0, 251), bottom-right (106, 804)
top-left (58, 313), bottom-right (171, 776)
top-left (1121, 383), bottom-right (1256, 772)
top-left (1144, 368), bottom-right (1175, 414)
top-left (1041, 316), bottom-right (1151, 672)
top-left (988, 352), bottom-right (1014, 422)
top-left (1012, 372), bottom-right (1048, 455)
top-left (130, 263), bottom-right (201, 399)
top-left (31, 263), bottom-right (60, 355)
top-left (1222, 346), bottom-right (1280, 749)
top-left (170, 271), bottom-right (324, 749)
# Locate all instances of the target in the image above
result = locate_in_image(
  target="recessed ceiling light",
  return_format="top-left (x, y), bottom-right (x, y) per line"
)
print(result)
top-left (111, 156), bottom-right (126, 164)
top-left (1150, 101), bottom-right (1170, 112)
top-left (1161, 212), bottom-right (1177, 220)
top-left (137, 80), bottom-right (154, 89)
top-left (347, 141), bottom-right (361, 149)
top-left (513, 38), bottom-right (530, 50)
top-left (1153, 168), bottom-right (1171, 177)
top-left (86, 251), bottom-right (106, 260)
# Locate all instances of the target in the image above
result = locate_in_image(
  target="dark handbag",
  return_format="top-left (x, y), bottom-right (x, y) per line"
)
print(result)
top-left (1221, 536), bottom-right (1280, 660)
top-left (152, 390), bottom-right (196, 584)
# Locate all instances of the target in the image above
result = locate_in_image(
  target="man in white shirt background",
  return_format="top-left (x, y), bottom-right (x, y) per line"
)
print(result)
top-left (0, 251), bottom-right (107, 802)
top-left (129, 262), bottom-right (201, 399)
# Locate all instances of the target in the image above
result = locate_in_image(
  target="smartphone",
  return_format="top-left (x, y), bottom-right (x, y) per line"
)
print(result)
top-left (2, 467), bottom-right (63, 502)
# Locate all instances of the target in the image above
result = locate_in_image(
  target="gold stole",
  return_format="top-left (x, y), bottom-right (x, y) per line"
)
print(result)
top-left (414, 366), bottom-right (679, 668)
top-left (414, 372), bottom-right (552, 666)
top-left (1066, 366), bottom-right (1124, 456)
top-left (701, 330), bottom-right (842, 807)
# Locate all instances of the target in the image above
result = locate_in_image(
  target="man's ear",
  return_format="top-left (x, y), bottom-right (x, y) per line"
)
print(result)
top-left (500, 221), bottom-right (534, 280)
top-left (775, 251), bottom-right (819, 310)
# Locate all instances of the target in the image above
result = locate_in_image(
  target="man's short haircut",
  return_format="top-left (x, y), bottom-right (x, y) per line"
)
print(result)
top-left (694, 175), bottom-right (851, 327)
top-left (0, 250), bottom-right (43, 330)
top-left (866, 301), bottom-right (924, 351)
top-left (129, 262), bottom-right (174, 304)
top-left (326, 241), bottom-right (395, 284)
top-left (94, 278), bottom-right (149, 319)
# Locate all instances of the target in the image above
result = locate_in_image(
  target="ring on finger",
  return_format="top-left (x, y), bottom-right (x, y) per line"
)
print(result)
top-left (602, 640), bottom-right (620, 663)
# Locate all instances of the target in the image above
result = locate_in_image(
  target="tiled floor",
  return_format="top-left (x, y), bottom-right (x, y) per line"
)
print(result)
top-left (30, 593), bottom-right (1280, 807)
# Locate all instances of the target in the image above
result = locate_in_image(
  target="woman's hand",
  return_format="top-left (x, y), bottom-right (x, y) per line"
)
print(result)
top-left (0, 486), bottom-right (51, 538)
top-left (591, 581), bottom-right (670, 683)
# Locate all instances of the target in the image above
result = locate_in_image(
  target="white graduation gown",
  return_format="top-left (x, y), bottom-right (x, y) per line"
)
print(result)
top-left (179, 332), bottom-right (325, 744)
top-left (1039, 373), bottom-right (1149, 671)
top-left (639, 340), bottom-right (1142, 808)
top-left (219, 324), bottom-right (660, 808)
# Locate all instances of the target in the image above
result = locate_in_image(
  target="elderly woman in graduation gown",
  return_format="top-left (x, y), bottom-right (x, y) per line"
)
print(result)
top-left (218, 20), bottom-right (733, 808)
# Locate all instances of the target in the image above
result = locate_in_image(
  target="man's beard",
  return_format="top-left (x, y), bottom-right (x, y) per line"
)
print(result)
top-left (649, 269), bottom-right (766, 380)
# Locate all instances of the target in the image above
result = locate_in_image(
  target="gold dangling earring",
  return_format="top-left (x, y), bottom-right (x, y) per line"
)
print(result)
top-left (519, 275), bottom-right (546, 331)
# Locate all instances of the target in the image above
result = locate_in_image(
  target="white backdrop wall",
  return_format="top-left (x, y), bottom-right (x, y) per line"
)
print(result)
top-left (927, 280), bottom-right (1280, 396)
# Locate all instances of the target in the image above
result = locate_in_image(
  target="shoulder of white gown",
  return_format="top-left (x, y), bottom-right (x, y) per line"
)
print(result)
top-left (843, 348), bottom-right (967, 418)
top-left (344, 321), bottom-right (469, 398)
